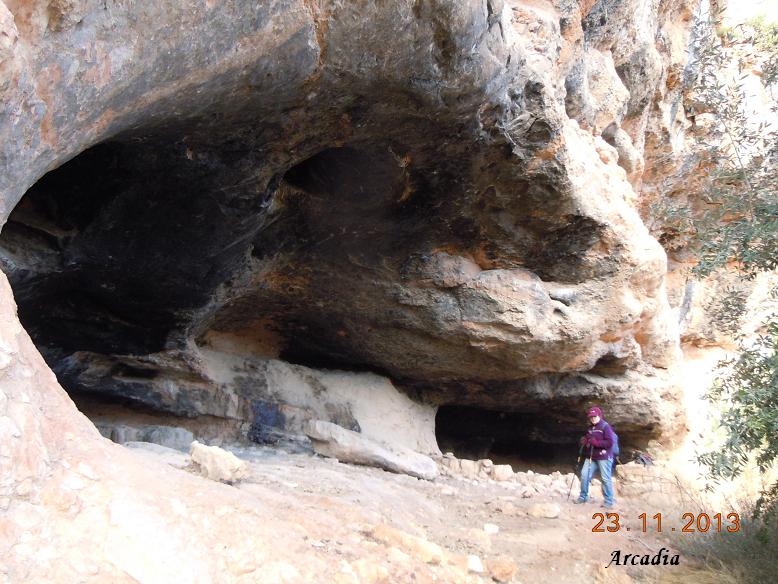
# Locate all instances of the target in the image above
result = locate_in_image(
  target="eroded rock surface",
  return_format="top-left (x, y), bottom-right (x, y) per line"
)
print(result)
top-left (0, 0), bottom-right (731, 579)
top-left (0, 0), bottom-right (694, 449)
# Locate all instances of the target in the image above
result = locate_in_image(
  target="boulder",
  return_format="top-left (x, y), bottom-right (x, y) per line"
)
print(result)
top-left (189, 441), bottom-right (248, 484)
top-left (304, 420), bottom-right (438, 481)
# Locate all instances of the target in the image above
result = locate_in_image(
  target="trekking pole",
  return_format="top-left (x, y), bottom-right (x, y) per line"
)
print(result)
top-left (567, 443), bottom-right (584, 501)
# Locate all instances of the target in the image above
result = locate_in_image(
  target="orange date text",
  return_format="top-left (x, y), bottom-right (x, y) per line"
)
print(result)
top-left (592, 512), bottom-right (741, 533)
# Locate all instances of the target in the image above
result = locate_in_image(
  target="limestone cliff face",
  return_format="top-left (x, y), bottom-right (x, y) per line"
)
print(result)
top-left (0, 1), bottom-right (702, 453)
top-left (639, 4), bottom-right (778, 352)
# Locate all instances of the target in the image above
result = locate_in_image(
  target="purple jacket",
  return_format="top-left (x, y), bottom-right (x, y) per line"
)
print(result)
top-left (583, 420), bottom-right (615, 461)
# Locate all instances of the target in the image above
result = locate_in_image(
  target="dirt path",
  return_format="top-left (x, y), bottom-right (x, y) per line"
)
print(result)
top-left (145, 444), bottom-right (709, 583)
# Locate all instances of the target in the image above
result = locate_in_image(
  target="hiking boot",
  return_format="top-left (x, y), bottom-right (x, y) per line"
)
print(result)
top-left (573, 498), bottom-right (587, 504)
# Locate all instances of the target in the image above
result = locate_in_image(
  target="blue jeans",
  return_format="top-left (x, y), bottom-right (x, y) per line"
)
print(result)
top-left (579, 458), bottom-right (615, 505)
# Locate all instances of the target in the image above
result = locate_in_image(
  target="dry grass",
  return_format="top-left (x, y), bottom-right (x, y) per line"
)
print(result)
top-left (661, 479), bottom-right (778, 584)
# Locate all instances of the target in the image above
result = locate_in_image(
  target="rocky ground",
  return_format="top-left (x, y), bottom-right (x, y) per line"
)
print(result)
top-left (121, 439), bottom-right (712, 584)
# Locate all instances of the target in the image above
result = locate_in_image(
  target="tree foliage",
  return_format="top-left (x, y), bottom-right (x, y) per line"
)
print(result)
top-left (683, 8), bottom-right (778, 491)
top-left (697, 319), bottom-right (778, 478)
top-left (749, 16), bottom-right (778, 88)
top-left (687, 11), bottom-right (778, 280)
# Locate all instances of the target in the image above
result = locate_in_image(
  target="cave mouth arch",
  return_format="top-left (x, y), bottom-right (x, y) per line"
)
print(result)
top-left (0, 137), bottom-right (274, 361)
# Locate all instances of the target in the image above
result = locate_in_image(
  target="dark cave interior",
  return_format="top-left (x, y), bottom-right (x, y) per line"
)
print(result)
top-left (436, 405), bottom-right (595, 472)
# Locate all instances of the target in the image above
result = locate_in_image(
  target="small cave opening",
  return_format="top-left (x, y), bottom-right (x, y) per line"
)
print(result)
top-left (435, 405), bottom-right (586, 474)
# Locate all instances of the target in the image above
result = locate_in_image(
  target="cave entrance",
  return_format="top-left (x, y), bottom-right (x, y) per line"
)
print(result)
top-left (0, 132), bottom-right (446, 452)
top-left (435, 405), bottom-right (581, 474)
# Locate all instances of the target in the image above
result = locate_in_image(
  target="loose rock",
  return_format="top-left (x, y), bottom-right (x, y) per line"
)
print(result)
top-left (528, 503), bottom-right (561, 519)
top-left (492, 465), bottom-right (514, 481)
top-left (189, 441), bottom-right (248, 484)
top-left (488, 555), bottom-right (519, 583)
top-left (483, 523), bottom-right (500, 535)
top-left (369, 524), bottom-right (444, 565)
top-left (305, 420), bottom-right (438, 481)
top-left (467, 555), bottom-right (485, 574)
top-left (459, 459), bottom-right (479, 480)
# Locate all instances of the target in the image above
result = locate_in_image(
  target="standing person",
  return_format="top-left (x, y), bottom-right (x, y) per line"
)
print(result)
top-left (574, 406), bottom-right (616, 508)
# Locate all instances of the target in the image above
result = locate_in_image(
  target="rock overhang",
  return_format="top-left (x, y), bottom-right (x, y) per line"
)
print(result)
top-left (0, 0), bottom-right (687, 447)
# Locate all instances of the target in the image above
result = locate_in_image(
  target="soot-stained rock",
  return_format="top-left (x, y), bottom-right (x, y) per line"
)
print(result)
top-left (248, 400), bottom-right (287, 445)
